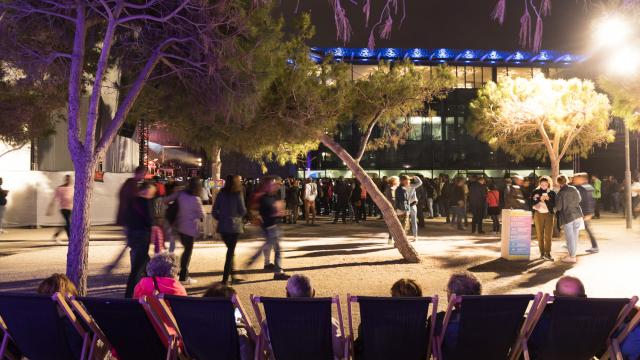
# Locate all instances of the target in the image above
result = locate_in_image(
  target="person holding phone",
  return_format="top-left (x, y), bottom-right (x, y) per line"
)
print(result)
top-left (530, 176), bottom-right (556, 261)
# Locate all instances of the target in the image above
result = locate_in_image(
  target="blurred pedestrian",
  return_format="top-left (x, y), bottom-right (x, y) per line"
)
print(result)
top-left (573, 173), bottom-right (599, 254)
top-left (213, 175), bottom-right (247, 285)
top-left (554, 175), bottom-right (583, 264)
top-left (124, 182), bottom-right (155, 298)
top-left (48, 175), bottom-right (74, 244)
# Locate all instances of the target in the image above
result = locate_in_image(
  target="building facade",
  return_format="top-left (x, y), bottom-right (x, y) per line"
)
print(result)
top-left (301, 47), bottom-right (583, 179)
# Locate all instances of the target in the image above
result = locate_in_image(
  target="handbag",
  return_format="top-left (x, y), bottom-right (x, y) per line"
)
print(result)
top-left (231, 217), bottom-right (244, 234)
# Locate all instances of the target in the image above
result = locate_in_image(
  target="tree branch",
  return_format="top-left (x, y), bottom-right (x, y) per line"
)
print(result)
top-left (116, 0), bottom-right (188, 25)
top-left (354, 112), bottom-right (382, 163)
top-left (67, 3), bottom-right (88, 160)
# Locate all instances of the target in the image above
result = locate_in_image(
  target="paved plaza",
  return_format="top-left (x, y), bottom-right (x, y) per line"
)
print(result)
top-left (0, 214), bottom-right (637, 303)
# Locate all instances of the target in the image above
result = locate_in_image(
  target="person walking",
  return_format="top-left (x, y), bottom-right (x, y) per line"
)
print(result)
top-left (246, 177), bottom-right (290, 280)
top-left (468, 176), bottom-right (488, 234)
top-left (591, 174), bottom-right (602, 219)
top-left (396, 175), bottom-right (423, 241)
top-left (303, 178), bottom-right (318, 225)
top-left (213, 175), bottom-right (247, 285)
top-left (530, 176), bottom-right (556, 261)
top-left (0, 177), bottom-right (7, 234)
top-left (486, 184), bottom-right (501, 234)
top-left (124, 182), bottom-right (155, 298)
top-left (554, 175), bottom-right (583, 264)
top-left (573, 173), bottom-right (599, 254)
top-left (49, 175), bottom-right (74, 244)
top-left (165, 177), bottom-right (205, 285)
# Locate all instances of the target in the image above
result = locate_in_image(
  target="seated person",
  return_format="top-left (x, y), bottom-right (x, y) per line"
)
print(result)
top-left (528, 276), bottom-right (586, 359)
top-left (202, 283), bottom-right (254, 360)
top-left (436, 272), bottom-right (482, 353)
top-left (133, 252), bottom-right (187, 299)
top-left (36, 274), bottom-right (85, 359)
top-left (354, 278), bottom-right (424, 358)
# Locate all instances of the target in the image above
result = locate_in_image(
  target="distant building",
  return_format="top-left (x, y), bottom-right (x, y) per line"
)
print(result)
top-left (302, 47), bottom-right (583, 179)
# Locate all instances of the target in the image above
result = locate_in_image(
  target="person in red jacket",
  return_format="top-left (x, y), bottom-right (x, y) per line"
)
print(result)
top-left (486, 184), bottom-right (501, 234)
top-left (134, 252), bottom-right (187, 298)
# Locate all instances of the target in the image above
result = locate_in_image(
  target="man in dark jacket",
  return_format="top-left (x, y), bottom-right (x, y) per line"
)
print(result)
top-left (117, 165), bottom-right (147, 227)
top-left (468, 176), bottom-right (488, 234)
top-left (554, 175), bottom-right (583, 263)
top-left (333, 177), bottom-right (352, 224)
top-left (450, 178), bottom-right (466, 231)
top-left (505, 175), bottom-right (527, 210)
top-left (573, 173), bottom-right (599, 253)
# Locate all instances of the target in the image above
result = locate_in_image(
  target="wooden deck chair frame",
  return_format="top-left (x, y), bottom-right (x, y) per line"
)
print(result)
top-left (139, 295), bottom-right (180, 360)
top-left (68, 295), bottom-right (114, 360)
top-left (508, 292), bottom-right (545, 360)
top-left (0, 292), bottom-right (92, 360)
top-left (603, 300), bottom-right (640, 360)
top-left (433, 293), bottom-right (542, 360)
top-left (250, 295), bottom-right (346, 360)
top-left (154, 293), bottom-right (257, 360)
top-left (347, 294), bottom-right (438, 360)
top-left (512, 295), bottom-right (638, 360)
top-left (0, 312), bottom-right (19, 360)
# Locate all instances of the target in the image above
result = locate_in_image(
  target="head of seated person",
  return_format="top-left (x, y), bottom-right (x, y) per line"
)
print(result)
top-left (391, 278), bottom-right (422, 297)
top-left (134, 253), bottom-right (186, 298)
top-left (37, 273), bottom-right (78, 297)
top-left (286, 274), bottom-right (315, 298)
top-left (447, 272), bottom-right (482, 309)
top-left (203, 283), bottom-right (237, 299)
top-left (553, 276), bottom-right (586, 298)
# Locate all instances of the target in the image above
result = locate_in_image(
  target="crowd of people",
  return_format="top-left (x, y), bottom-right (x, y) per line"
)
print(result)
top-left (25, 268), bottom-right (640, 360)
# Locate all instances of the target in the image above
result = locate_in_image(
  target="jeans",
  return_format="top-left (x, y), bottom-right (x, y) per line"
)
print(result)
top-left (221, 232), bottom-right (239, 282)
top-left (409, 205), bottom-right (418, 237)
top-left (178, 233), bottom-right (194, 281)
top-left (334, 203), bottom-right (348, 222)
top-left (60, 209), bottom-right (71, 238)
top-left (562, 218), bottom-right (582, 257)
top-left (304, 200), bottom-right (316, 224)
top-left (125, 230), bottom-right (150, 298)
top-left (452, 206), bottom-right (465, 229)
top-left (426, 198), bottom-right (434, 218)
top-left (534, 212), bottom-right (554, 256)
top-left (583, 219), bottom-right (598, 249)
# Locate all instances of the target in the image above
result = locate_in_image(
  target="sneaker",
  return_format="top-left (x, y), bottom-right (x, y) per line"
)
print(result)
top-left (263, 263), bottom-right (276, 271)
top-left (273, 272), bottom-right (291, 281)
top-left (181, 278), bottom-right (198, 285)
top-left (585, 247), bottom-right (600, 254)
top-left (544, 254), bottom-right (554, 261)
top-left (561, 256), bottom-right (577, 263)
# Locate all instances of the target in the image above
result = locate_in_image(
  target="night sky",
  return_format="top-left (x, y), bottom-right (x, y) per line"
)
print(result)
top-left (281, 1), bottom-right (597, 53)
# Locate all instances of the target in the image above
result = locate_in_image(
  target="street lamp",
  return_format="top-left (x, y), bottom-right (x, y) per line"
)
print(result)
top-left (594, 15), bottom-right (635, 229)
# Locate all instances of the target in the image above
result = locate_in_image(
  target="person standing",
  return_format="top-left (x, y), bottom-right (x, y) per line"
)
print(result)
top-left (165, 177), bottom-right (205, 285)
top-left (333, 177), bottom-right (351, 224)
top-left (303, 178), bottom-right (318, 225)
top-left (468, 176), bottom-right (487, 234)
top-left (591, 174), bottom-right (602, 219)
top-left (450, 178), bottom-right (467, 231)
top-left (554, 175), bottom-right (583, 264)
top-left (350, 179), bottom-right (363, 224)
top-left (486, 184), bottom-right (501, 234)
top-left (117, 166), bottom-right (147, 229)
top-left (49, 175), bottom-right (74, 243)
top-left (396, 175), bottom-right (423, 241)
top-left (573, 173), bottom-right (599, 254)
top-left (0, 177), bottom-right (7, 234)
top-left (213, 175), bottom-right (247, 285)
top-left (384, 176), bottom-right (400, 244)
top-left (124, 182), bottom-right (155, 298)
top-left (246, 177), bottom-right (290, 280)
top-left (530, 176), bottom-right (556, 261)
top-left (285, 179), bottom-right (300, 224)
top-left (416, 176), bottom-right (427, 228)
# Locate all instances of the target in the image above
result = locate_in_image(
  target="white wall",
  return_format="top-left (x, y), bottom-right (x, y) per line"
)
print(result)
top-left (0, 170), bottom-right (131, 227)
top-left (0, 142), bottom-right (31, 172)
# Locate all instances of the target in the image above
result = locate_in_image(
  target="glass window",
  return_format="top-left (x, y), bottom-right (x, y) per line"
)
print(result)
top-left (446, 117), bottom-right (456, 140)
top-left (532, 68), bottom-right (543, 78)
top-left (482, 67), bottom-right (493, 85)
top-left (497, 67), bottom-right (509, 83)
top-left (339, 125), bottom-right (352, 141)
top-left (548, 68), bottom-right (559, 78)
top-left (457, 117), bottom-right (466, 136)
top-left (352, 65), bottom-right (378, 80)
top-left (508, 67), bottom-right (533, 79)
top-left (406, 116), bottom-right (424, 141)
top-left (430, 117), bottom-right (442, 141)
top-left (455, 67), bottom-right (465, 88)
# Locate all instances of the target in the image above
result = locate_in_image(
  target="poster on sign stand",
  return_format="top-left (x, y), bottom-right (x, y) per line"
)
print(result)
top-left (501, 209), bottom-right (532, 261)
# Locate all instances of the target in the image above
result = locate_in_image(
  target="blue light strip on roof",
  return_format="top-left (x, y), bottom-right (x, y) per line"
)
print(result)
top-left (310, 47), bottom-right (583, 65)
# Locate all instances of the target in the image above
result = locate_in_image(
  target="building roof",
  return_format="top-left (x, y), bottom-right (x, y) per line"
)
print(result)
top-left (310, 47), bottom-right (584, 67)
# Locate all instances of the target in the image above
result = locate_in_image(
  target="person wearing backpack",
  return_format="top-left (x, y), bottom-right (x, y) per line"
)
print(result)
top-left (165, 177), bottom-right (205, 285)
top-left (303, 178), bottom-right (318, 225)
top-left (212, 175), bottom-right (247, 285)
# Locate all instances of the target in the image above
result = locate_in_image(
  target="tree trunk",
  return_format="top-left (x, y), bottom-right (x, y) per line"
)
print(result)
top-left (66, 155), bottom-right (97, 295)
top-left (320, 134), bottom-right (420, 263)
top-left (210, 144), bottom-right (222, 240)
top-left (551, 160), bottom-right (560, 184)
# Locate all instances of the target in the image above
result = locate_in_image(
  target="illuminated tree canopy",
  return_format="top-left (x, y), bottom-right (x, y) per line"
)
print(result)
top-left (470, 76), bottom-right (613, 178)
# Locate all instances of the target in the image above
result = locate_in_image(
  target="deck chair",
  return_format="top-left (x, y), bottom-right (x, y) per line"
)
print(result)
top-left (156, 294), bottom-right (257, 360)
top-left (606, 305), bottom-right (640, 360)
top-left (347, 295), bottom-right (438, 360)
top-left (0, 316), bottom-right (21, 360)
top-left (517, 296), bottom-right (637, 360)
top-left (433, 294), bottom-right (540, 360)
top-left (0, 292), bottom-right (90, 360)
top-left (251, 296), bottom-right (346, 360)
top-left (77, 296), bottom-right (176, 360)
